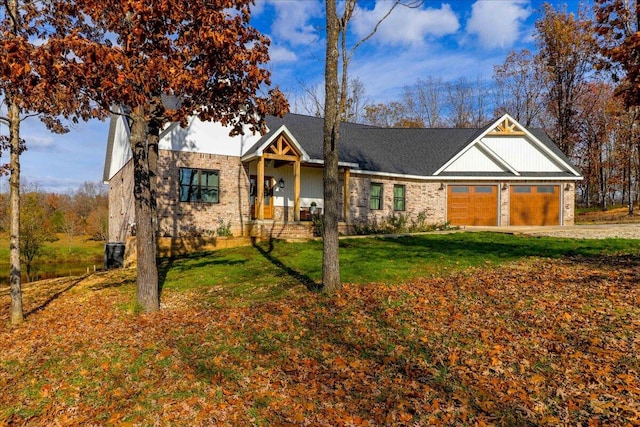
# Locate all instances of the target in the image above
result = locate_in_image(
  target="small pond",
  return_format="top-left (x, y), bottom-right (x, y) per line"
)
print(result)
top-left (0, 256), bottom-right (104, 285)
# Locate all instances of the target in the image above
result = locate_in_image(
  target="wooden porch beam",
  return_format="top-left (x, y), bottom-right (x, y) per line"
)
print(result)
top-left (294, 159), bottom-right (300, 221)
top-left (263, 153), bottom-right (299, 162)
top-left (257, 157), bottom-right (264, 220)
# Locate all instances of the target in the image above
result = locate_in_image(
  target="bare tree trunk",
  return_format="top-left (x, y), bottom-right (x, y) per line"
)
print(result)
top-left (8, 99), bottom-right (23, 325)
top-left (130, 105), bottom-right (159, 312)
top-left (321, 0), bottom-right (341, 292)
top-left (148, 97), bottom-right (162, 234)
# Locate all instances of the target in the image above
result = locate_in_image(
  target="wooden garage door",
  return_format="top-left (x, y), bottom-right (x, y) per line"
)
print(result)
top-left (510, 185), bottom-right (560, 226)
top-left (447, 185), bottom-right (498, 226)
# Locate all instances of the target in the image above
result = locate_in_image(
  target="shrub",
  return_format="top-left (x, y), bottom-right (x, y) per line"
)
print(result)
top-left (216, 219), bottom-right (233, 237)
top-left (352, 211), bottom-right (454, 235)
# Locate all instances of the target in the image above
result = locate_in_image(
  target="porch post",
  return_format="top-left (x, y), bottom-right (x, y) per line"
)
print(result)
top-left (343, 167), bottom-right (350, 220)
top-left (257, 156), bottom-right (264, 220)
top-left (294, 159), bottom-right (300, 221)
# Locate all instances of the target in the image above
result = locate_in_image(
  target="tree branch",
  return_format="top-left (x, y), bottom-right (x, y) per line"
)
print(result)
top-left (350, 0), bottom-right (423, 55)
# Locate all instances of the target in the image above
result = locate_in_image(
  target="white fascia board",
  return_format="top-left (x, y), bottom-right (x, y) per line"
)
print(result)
top-left (305, 159), bottom-right (360, 168)
top-left (350, 169), bottom-right (437, 180)
top-left (350, 169), bottom-right (582, 181)
top-left (436, 175), bottom-right (582, 181)
top-left (432, 116), bottom-right (506, 175)
top-left (434, 113), bottom-right (580, 177)
top-left (475, 140), bottom-right (520, 176)
top-left (159, 121), bottom-right (181, 140)
top-left (240, 125), bottom-right (310, 162)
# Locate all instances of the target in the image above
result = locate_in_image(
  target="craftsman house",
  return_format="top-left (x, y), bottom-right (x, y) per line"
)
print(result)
top-left (104, 113), bottom-right (582, 241)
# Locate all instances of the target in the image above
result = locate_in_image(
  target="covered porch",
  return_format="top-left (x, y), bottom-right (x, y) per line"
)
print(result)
top-left (242, 128), bottom-right (353, 224)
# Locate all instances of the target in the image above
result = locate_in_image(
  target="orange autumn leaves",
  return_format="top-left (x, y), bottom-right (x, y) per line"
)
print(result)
top-left (1, 257), bottom-right (639, 426)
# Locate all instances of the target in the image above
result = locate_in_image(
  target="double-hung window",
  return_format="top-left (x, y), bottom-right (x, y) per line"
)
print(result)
top-left (370, 183), bottom-right (382, 210)
top-left (393, 185), bottom-right (406, 211)
top-left (179, 168), bottom-right (220, 203)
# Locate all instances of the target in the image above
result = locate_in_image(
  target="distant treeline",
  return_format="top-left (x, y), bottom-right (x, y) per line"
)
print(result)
top-left (0, 181), bottom-right (108, 241)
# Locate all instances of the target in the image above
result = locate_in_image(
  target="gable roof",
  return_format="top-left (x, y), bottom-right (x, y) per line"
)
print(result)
top-left (241, 125), bottom-right (311, 162)
top-left (244, 113), bottom-right (581, 180)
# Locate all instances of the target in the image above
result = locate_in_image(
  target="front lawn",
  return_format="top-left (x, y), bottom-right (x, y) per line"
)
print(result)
top-left (159, 232), bottom-right (639, 305)
top-left (1, 232), bottom-right (638, 425)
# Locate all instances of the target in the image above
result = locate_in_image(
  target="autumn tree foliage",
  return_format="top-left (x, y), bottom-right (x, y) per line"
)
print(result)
top-left (0, 1), bottom-right (100, 325)
top-left (594, 0), bottom-right (640, 212)
top-left (19, 191), bottom-right (57, 282)
top-left (595, 0), bottom-right (640, 108)
top-left (534, 3), bottom-right (597, 156)
top-left (64, 0), bottom-right (287, 311)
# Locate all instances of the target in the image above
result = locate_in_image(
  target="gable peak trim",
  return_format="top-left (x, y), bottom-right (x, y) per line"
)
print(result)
top-left (265, 133), bottom-right (300, 157)
top-left (488, 116), bottom-right (525, 136)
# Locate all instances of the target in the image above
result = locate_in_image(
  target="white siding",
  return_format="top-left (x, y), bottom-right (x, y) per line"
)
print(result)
top-left (106, 114), bottom-right (132, 181)
top-left (442, 145), bottom-right (508, 173)
top-left (159, 117), bottom-right (264, 157)
top-left (248, 163), bottom-right (324, 209)
top-left (481, 136), bottom-right (564, 172)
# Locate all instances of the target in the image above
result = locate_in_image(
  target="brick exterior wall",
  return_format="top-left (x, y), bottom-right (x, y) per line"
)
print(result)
top-left (347, 174), bottom-right (446, 226)
top-left (107, 151), bottom-right (577, 242)
top-left (156, 150), bottom-right (251, 237)
top-left (108, 159), bottom-right (135, 242)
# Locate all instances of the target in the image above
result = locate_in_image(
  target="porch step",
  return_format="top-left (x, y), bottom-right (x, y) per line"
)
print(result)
top-left (246, 221), bottom-right (315, 239)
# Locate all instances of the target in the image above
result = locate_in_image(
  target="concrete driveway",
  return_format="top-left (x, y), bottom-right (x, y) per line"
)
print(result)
top-left (464, 223), bottom-right (640, 239)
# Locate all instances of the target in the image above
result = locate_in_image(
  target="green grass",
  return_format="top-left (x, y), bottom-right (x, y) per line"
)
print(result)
top-left (159, 232), bottom-right (640, 305)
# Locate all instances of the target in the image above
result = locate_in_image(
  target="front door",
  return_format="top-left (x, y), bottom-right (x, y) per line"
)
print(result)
top-left (250, 175), bottom-right (274, 219)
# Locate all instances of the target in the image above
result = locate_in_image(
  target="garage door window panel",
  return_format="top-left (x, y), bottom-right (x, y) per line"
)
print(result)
top-left (513, 186), bottom-right (531, 193)
top-left (451, 186), bottom-right (469, 193)
top-left (475, 186), bottom-right (493, 193)
top-left (536, 186), bottom-right (556, 193)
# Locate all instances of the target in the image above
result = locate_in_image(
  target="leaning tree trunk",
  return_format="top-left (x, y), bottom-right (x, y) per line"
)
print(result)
top-left (130, 105), bottom-right (159, 312)
top-left (8, 99), bottom-right (23, 325)
top-left (321, 0), bottom-right (341, 292)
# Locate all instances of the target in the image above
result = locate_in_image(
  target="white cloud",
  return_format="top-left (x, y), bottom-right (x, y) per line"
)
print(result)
top-left (466, 0), bottom-right (531, 49)
top-left (22, 133), bottom-right (55, 150)
top-left (269, 44), bottom-right (298, 64)
top-left (351, 2), bottom-right (460, 46)
top-left (269, 0), bottom-right (323, 46)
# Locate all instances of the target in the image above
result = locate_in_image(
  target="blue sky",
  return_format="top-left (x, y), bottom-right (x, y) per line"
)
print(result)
top-left (0, 0), bottom-right (581, 193)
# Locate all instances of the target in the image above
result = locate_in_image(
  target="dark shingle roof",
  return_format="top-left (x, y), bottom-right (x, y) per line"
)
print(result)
top-left (244, 113), bottom-right (577, 178)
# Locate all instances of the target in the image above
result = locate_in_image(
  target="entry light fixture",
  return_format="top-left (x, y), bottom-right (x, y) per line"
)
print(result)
top-left (278, 178), bottom-right (285, 189)
top-left (439, 183), bottom-right (445, 190)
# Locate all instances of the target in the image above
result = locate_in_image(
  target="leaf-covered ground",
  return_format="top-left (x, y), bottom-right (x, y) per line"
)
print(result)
top-left (1, 256), bottom-right (639, 426)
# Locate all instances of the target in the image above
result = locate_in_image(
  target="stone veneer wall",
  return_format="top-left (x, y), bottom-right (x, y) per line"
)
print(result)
top-left (347, 174), bottom-right (446, 225)
top-left (108, 159), bottom-right (135, 242)
top-left (156, 150), bottom-right (251, 237)
top-left (562, 182), bottom-right (575, 225)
